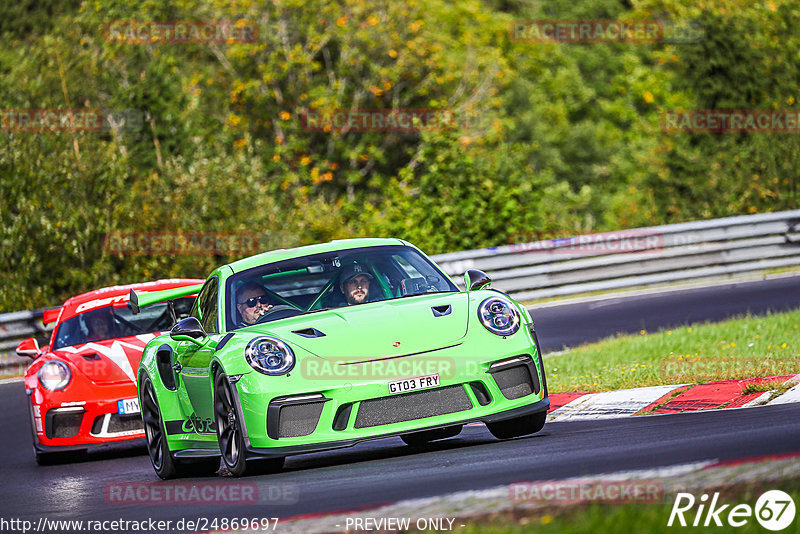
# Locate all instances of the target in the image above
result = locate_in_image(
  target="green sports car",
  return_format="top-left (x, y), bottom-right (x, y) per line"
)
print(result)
top-left (134, 238), bottom-right (549, 478)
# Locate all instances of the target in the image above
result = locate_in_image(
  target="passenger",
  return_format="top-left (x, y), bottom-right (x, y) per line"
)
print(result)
top-left (339, 263), bottom-right (374, 305)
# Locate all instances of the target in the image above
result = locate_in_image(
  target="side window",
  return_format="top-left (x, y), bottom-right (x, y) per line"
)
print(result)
top-left (192, 278), bottom-right (219, 334)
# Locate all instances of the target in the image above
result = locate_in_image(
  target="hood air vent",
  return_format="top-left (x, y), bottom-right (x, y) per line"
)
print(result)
top-left (292, 328), bottom-right (326, 339)
top-left (431, 305), bottom-right (452, 317)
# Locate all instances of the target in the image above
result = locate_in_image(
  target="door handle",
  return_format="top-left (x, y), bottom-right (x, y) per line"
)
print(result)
top-left (172, 363), bottom-right (182, 372)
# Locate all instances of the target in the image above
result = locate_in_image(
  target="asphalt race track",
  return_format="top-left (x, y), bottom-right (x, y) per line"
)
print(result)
top-left (1, 276), bottom-right (799, 529)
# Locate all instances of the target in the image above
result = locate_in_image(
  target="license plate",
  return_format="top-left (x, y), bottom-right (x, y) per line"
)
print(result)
top-left (388, 374), bottom-right (440, 394)
top-left (117, 398), bottom-right (140, 415)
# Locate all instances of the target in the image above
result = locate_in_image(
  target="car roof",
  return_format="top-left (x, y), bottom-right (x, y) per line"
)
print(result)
top-left (57, 278), bottom-right (204, 322)
top-left (226, 238), bottom-right (411, 273)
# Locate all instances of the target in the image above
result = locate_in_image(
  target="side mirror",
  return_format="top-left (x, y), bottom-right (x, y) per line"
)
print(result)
top-left (170, 317), bottom-right (207, 346)
top-left (464, 269), bottom-right (492, 291)
top-left (16, 338), bottom-right (40, 359)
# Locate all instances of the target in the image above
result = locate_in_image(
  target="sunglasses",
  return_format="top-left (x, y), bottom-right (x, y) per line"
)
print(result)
top-left (238, 295), bottom-right (270, 308)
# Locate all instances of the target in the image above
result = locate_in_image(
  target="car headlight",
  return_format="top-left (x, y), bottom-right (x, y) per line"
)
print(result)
top-left (38, 360), bottom-right (71, 391)
top-left (245, 336), bottom-right (295, 376)
top-left (478, 297), bottom-right (521, 336)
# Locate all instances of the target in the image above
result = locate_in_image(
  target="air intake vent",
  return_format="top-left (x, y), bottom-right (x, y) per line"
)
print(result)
top-left (431, 305), bottom-right (452, 317)
top-left (292, 328), bottom-right (326, 338)
top-left (81, 353), bottom-right (101, 361)
top-left (45, 407), bottom-right (84, 439)
top-left (354, 385), bottom-right (472, 428)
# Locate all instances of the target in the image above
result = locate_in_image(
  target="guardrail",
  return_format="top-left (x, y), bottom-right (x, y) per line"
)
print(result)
top-left (431, 209), bottom-right (800, 300)
top-left (2, 210), bottom-right (799, 375)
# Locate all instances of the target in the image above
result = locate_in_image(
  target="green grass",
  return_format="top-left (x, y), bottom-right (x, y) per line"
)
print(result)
top-left (446, 483), bottom-right (800, 534)
top-left (545, 309), bottom-right (800, 393)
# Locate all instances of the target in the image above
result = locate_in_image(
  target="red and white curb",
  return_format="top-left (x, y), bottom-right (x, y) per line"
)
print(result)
top-left (548, 374), bottom-right (800, 421)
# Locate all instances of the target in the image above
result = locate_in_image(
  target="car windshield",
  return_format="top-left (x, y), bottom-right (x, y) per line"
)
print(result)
top-left (226, 245), bottom-right (459, 330)
top-left (52, 297), bottom-right (194, 349)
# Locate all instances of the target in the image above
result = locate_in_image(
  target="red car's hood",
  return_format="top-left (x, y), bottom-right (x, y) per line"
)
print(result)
top-left (53, 334), bottom-right (158, 384)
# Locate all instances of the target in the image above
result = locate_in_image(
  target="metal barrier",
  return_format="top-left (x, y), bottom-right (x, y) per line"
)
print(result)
top-left (2, 210), bottom-right (799, 375)
top-left (431, 209), bottom-right (800, 300)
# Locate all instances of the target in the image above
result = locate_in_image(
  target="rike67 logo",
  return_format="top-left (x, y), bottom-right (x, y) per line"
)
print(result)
top-left (668, 490), bottom-right (796, 531)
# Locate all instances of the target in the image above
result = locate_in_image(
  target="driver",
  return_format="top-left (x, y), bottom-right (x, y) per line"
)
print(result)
top-left (339, 263), bottom-right (374, 305)
top-left (235, 282), bottom-right (274, 326)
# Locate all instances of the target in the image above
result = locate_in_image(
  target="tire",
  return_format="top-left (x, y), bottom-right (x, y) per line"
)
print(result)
top-left (141, 375), bottom-right (219, 479)
top-left (401, 425), bottom-right (462, 447)
top-left (214, 371), bottom-right (249, 477)
top-left (486, 411), bottom-right (546, 440)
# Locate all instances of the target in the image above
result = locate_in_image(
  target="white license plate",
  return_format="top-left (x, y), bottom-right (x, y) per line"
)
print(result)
top-left (388, 374), bottom-right (440, 394)
top-left (118, 398), bottom-right (140, 415)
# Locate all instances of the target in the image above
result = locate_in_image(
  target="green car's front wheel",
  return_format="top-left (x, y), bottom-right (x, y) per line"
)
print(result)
top-left (214, 371), bottom-right (248, 476)
top-left (142, 376), bottom-right (219, 479)
top-left (214, 371), bottom-right (284, 477)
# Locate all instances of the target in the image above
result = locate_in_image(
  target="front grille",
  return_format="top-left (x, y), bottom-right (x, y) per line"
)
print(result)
top-left (492, 364), bottom-right (537, 400)
top-left (277, 402), bottom-right (325, 438)
top-left (45, 408), bottom-right (84, 439)
top-left (354, 385), bottom-right (473, 429)
top-left (108, 413), bottom-right (143, 433)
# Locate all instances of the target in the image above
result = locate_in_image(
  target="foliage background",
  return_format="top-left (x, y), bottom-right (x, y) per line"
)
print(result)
top-left (1, 0), bottom-right (798, 311)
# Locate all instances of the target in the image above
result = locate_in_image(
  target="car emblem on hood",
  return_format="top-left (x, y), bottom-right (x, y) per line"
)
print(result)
top-left (392, 341), bottom-right (401, 347)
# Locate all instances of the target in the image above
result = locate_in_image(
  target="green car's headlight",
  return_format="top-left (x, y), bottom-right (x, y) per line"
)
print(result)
top-left (245, 336), bottom-right (295, 376)
top-left (478, 297), bottom-right (521, 336)
top-left (38, 360), bottom-right (71, 390)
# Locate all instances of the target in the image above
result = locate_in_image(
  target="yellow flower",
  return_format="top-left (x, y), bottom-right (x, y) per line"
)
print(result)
top-left (667, 330), bottom-right (672, 335)
top-left (321, 172), bottom-right (334, 182)
top-left (541, 515), bottom-right (553, 525)
top-left (336, 16), bottom-right (347, 27)
top-left (643, 91), bottom-right (654, 104)
top-left (782, 343), bottom-right (787, 349)
top-left (731, 342), bottom-right (736, 348)
top-left (388, 49), bottom-right (398, 58)
top-left (367, 15), bottom-right (380, 26)
top-left (272, 154), bottom-right (280, 162)
top-left (410, 20), bottom-right (423, 32)
top-left (279, 111), bottom-right (291, 120)
top-left (300, 156), bottom-right (311, 165)
top-left (640, 330), bottom-right (646, 335)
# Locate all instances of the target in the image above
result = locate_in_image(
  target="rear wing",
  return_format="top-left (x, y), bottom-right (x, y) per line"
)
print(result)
top-left (128, 283), bottom-right (204, 314)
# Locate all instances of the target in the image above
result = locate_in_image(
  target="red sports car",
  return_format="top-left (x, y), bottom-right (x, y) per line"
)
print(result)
top-left (16, 279), bottom-right (202, 464)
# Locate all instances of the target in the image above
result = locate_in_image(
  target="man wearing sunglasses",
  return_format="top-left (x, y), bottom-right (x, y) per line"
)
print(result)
top-left (235, 282), bottom-right (274, 326)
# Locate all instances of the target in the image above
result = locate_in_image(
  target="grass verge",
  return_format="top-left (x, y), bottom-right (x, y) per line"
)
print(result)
top-left (545, 308), bottom-right (800, 393)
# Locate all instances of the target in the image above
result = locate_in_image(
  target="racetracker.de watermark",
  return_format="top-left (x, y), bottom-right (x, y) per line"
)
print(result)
top-left (299, 356), bottom-right (461, 381)
top-left (300, 109), bottom-right (461, 132)
top-left (0, 108), bottom-right (144, 132)
top-left (104, 481), bottom-right (299, 505)
top-left (104, 232), bottom-right (260, 256)
top-left (510, 480), bottom-right (664, 504)
top-left (509, 229), bottom-right (666, 254)
top-left (105, 20), bottom-right (258, 44)
top-left (511, 20), bottom-right (664, 42)
top-left (662, 110), bottom-right (800, 134)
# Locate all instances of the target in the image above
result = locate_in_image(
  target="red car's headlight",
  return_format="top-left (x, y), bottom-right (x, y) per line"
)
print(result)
top-left (38, 361), bottom-right (71, 391)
